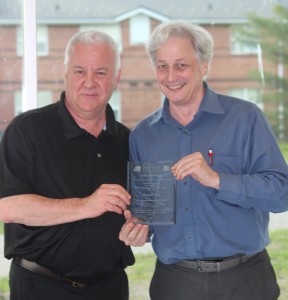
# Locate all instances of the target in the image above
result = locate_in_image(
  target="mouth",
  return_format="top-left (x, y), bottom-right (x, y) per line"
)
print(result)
top-left (82, 93), bottom-right (98, 97)
top-left (165, 83), bottom-right (185, 90)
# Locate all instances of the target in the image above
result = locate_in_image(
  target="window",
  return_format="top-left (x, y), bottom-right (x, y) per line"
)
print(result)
top-left (14, 92), bottom-right (23, 116)
top-left (15, 90), bottom-right (53, 115)
top-left (230, 88), bottom-right (263, 110)
top-left (37, 91), bottom-right (53, 107)
top-left (230, 25), bottom-right (258, 55)
top-left (17, 25), bottom-right (49, 56)
top-left (109, 90), bottom-right (121, 121)
top-left (130, 14), bottom-right (150, 45)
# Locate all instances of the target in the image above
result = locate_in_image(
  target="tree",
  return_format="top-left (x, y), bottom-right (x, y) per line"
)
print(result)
top-left (239, 5), bottom-right (288, 140)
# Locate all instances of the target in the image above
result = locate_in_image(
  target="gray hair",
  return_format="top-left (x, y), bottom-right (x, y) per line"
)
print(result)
top-left (147, 20), bottom-right (214, 75)
top-left (64, 30), bottom-right (120, 73)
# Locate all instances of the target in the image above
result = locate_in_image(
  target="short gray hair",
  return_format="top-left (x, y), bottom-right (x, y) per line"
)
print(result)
top-left (64, 30), bottom-right (120, 73)
top-left (147, 20), bottom-right (214, 75)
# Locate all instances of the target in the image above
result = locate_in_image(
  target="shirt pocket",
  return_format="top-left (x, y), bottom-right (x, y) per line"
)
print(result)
top-left (211, 155), bottom-right (241, 174)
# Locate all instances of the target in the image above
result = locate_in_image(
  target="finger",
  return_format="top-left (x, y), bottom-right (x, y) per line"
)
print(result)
top-left (120, 224), bottom-right (148, 246)
top-left (110, 198), bottom-right (127, 211)
top-left (103, 184), bottom-right (131, 197)
top-left (108, 202), bottom-right (124, 215)
top-left (106, 187), bottom-right (131, 206)
top-left (172, 157), bottom-right (191, 177)
top-left (124, 210), bottom-right (133, 221)
top-left (124, 210), bottom-right (144, 224)
top-left (119, 222), bottom-right (136, 242)
top-left (133, 225), bottom-right (149, 246)
top-left (174, 162), bottom-right (193, 180)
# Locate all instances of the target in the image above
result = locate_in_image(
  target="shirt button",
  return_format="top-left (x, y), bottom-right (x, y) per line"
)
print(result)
top-left (97, 153), bottom-right (102, 158)
top-left (185, 208), bottom-right (189, 212)
top-left (184, 181), bottom-right (187, 185)
top-left (188, 234), bottom-right (192, 239)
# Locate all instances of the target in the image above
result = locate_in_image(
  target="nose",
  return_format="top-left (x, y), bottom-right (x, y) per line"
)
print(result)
top-left (84, 73), bottom-right (96, 88)
top-left (167, 67), bottom-right (177, 82)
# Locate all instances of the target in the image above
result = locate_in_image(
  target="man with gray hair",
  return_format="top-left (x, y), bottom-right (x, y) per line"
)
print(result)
top-left (119, 20), bottom-right (288, 299)
top-left (0, 30), bottom-right (134, 300)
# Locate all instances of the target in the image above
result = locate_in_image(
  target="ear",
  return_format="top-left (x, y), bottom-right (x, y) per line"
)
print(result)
top-left (63, 63), bottom-right (67, 83)
top-left (201, 61), bottom-right (209, 77)
top-left (114, 68), bottom-right (121, 90)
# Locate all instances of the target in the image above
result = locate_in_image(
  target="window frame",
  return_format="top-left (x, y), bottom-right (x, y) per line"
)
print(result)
top-left (22, 0), bottom-right (38, 111)
top-left (230, 25), bottom-right (259, 55)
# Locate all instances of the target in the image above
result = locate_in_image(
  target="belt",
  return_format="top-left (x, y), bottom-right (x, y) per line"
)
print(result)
top-left (174, 252), bottom-right (259, 273)
top-left (15, 257), bottom-right (88, 288)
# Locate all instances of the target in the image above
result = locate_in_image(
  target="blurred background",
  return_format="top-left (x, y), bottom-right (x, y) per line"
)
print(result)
top-left (0, 0), bottom-right (288, 138)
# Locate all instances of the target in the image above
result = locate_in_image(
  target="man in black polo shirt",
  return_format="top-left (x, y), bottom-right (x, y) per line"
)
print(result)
top-left (0, 30), bottom-right (134, 300)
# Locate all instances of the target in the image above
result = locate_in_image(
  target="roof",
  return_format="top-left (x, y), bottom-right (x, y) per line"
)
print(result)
top-left (1, 0), bottom-right (288, 24)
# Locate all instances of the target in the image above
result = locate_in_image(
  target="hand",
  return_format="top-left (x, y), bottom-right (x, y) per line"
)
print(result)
top-left (84, 184), bottom-right (131, 217)
top-left (119, 210), bottom-right (149, 247)
top-left (171, 152), bottom-right (220, 189)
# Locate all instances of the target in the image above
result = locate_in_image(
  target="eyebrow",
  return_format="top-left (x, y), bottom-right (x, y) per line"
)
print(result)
top-left (157, 58), bottom-right (186, 64)
top-left (73, 65), bottom-right (110, 72)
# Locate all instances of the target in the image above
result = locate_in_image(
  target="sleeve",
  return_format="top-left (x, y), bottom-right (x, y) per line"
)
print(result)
top-left (216, 108), bottom-right (288, 213)
top-left (0, 123), bottom-right (36, 197)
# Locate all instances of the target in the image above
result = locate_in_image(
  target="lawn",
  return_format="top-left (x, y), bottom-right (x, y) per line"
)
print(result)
top-left (267, 229), bottom-right (288, 300)
top-left (279, 142), bottom-right (288, 161)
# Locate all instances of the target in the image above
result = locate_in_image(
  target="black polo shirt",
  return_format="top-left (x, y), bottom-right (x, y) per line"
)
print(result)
top-left (0, 92), bottom-right (134, 281)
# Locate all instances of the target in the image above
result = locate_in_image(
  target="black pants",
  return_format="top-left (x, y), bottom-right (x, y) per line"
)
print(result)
top-left (9, 259), bottom-right (128, 300)
top-left (150, 249), bottom-right (280, 300)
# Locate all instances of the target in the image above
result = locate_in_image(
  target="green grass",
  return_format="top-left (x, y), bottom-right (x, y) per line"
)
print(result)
top-left (279, 142), bottom-right (288, 161)
top-left (127, 252), bottom-right (156, 300)
top-left (0, 277), bottom-right (9, 295)
top-left (267, 229), bottom-right (288, 300)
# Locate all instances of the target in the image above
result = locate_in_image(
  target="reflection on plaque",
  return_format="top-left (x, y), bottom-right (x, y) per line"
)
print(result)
top-left (127, 161), bottom-right (176, 225)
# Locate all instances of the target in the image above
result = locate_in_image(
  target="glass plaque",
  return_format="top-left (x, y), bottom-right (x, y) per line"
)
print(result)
top-left (127, 161), bottom-right (176, 225)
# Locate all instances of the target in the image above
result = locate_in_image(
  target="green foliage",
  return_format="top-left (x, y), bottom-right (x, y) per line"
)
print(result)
top-left (247, 5), bottom-right (288, 63)
top-left (238, 4), bottom-right (288, 140)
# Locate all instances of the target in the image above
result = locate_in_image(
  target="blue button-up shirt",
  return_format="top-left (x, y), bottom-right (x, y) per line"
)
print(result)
top-left (129, 83), bottom-right (288, 265)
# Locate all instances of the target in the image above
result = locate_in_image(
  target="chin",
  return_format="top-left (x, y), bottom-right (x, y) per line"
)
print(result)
top-left (166, 92), bottom-right (185, 101)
